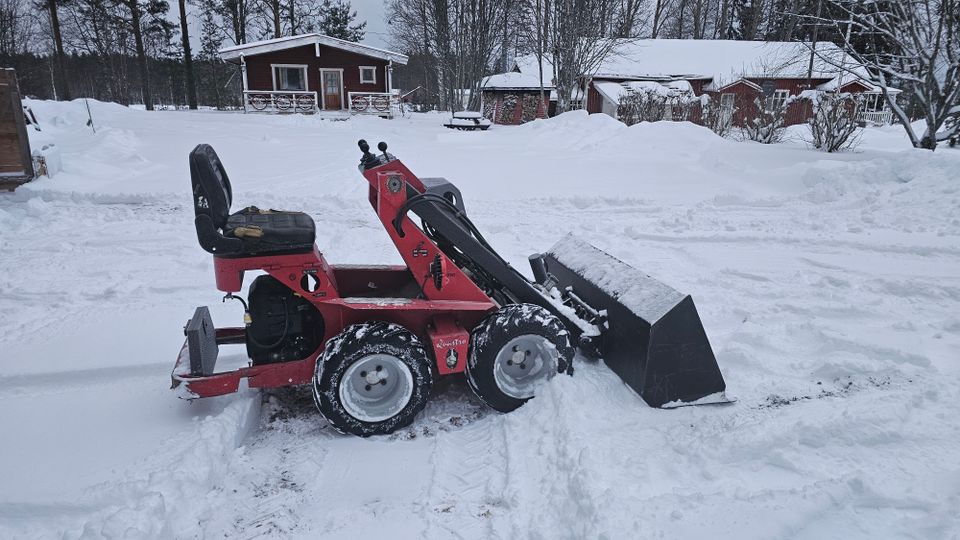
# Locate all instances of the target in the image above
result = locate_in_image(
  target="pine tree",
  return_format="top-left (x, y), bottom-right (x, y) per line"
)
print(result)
top-left (318, 0), bottom-right (364, 41)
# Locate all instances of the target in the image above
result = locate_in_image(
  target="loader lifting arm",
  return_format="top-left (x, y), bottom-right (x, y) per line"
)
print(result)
top-left (358, 140), bottom-right (730, 408)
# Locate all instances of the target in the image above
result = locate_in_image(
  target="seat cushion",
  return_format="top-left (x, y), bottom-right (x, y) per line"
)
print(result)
top-left (223, 207), bottom-right (316, 256)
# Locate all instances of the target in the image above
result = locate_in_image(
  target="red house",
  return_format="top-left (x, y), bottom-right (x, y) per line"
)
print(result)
top-left (219, 34), bottom-right (409, 117)
top-left (483, 40), bottom-right (897, 127)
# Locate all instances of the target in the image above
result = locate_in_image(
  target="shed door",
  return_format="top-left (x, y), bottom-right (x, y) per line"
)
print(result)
top-left (321, 70), bottom-right (342, 110)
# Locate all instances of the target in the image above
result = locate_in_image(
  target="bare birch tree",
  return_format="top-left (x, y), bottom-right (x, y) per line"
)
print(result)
top-left (545, 0), bottom-right (618, 112)
top-left (389, 0), bottom-right (509, 110)
top-left (823, 0), bottom-right (959, 150)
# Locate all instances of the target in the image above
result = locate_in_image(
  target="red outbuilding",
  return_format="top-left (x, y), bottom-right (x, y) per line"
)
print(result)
top-left (219, 34), bottom-right (409, 117)
top-left (482, 40), bottom-right (898, 127)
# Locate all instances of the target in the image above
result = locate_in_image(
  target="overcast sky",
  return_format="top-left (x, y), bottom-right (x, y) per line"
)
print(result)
top-left (178, 0), bottom-right (392, 52)
top-left (352, 0), bottom-right (391, 49)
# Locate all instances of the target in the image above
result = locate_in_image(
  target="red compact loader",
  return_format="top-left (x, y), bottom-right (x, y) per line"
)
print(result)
top-left (172, 140), bottom-right (730, 436)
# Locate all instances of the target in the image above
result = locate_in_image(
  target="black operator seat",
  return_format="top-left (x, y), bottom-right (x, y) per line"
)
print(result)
top-left (189, 144), bottom-right (316, 257)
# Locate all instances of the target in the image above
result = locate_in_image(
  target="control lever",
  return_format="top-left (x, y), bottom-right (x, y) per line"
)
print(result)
top-left (377, 141), bottom-right (395, 163)
top-left (357, 139), bottom-right (397, 171)
top-left (357, 139), bottom-right (380, 171)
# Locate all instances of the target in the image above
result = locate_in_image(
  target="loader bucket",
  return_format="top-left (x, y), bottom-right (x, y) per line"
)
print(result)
top-left (541, 235), bottom-right (728, 408)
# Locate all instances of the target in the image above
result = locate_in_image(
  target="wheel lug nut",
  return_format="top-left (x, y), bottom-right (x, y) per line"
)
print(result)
top-left (365, 384), bottom-right (372, 391)
top-left (376, 365), bottom-right (382, 372)
top-left (507, 360), bottom-right (513, 366)
top-left (525, 350), bottom-right (530, 356)
top-left (380, 379), bottom-right (387, 385)
top-left (520, 363), bottom-right (527, 370)
top-left (360, 371), bottom-right (367, 377)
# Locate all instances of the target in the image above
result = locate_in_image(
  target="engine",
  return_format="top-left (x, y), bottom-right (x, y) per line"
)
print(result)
top-left (246, 275), bottom-right (324, 365)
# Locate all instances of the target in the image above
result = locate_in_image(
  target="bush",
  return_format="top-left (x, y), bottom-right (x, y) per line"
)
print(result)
top-left (617, 85), bottom-right (696, 126)
top-left (699, 95), bottom-right (735, 138)
top-left (617, 88), bottom-right (670, 125)
top-left (807, 92), bottom-right (863, 153)
top-left (741, 95), bottom-right (788, 144)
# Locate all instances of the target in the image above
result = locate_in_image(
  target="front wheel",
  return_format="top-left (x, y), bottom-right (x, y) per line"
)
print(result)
top-left (313, 322), bottom-right (433, 436)
top-left (466, 304), bottom-right (574, 412)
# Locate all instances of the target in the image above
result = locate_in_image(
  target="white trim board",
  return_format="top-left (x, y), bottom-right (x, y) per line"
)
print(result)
top-left (220, 33), bottom-right (408, 65)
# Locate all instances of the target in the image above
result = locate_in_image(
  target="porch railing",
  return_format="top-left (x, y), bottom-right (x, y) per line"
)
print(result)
top-left (348, 92), bottom-right (398, 117)
top-left (858, 110), bottom-right (893, 126)
top-left (244, 91), bottom-right (317, 114)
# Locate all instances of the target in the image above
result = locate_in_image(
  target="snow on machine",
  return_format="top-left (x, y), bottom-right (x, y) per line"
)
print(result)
top-left (172, 140), bottom-right (730, 436)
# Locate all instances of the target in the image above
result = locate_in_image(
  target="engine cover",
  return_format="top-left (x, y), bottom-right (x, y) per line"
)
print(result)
top-left (246, 275), bottom-right (324, 365)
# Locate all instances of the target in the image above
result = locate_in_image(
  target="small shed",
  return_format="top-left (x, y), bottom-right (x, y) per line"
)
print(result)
top-left (0, 69), bottom-right (33, 190)
top-left (219, 34), bottom-right (409, 117)
top-left (480, 71), bottom-right (551, 125)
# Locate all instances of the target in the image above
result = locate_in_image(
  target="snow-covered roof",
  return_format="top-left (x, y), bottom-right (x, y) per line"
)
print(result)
top-left (510, 39), bottom-right (879, 89)
top-left (481, 71), bottom-right (572, 100)
top-left (592, 40), bottom-right (866, 84)
top-left (593, 80), bottom-right (692, 104)
top-left (219, 34), bottom-right (408, 65)
top-left (816, 75), bottom-right (900, 94)
top-left (480, 71), bottom-right (546, 90)
top-left (513, 56), bottom-right (555, 86)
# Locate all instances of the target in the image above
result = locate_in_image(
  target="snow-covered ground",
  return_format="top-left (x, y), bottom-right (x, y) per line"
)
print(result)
top-left (2, 101), bottom-right (959, 539)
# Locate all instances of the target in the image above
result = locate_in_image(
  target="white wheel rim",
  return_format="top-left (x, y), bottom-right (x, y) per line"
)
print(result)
top-left (339, 354), bottom-right (414, 422)
top-left (492, 334), bottom-right (558, 399)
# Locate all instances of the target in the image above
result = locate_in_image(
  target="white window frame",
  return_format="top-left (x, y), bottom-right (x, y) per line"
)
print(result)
top-left (768, 89), bottom-right (789, 110)
top-left (319, 68), bottom-right (345, 110)
top-left (359, 66), bottom-right (377, 85)
top-left (271, 64), bottom-right (309, 92)
top-left (720, 93), bottom-right (735, 110)
top-left (862, 93), bottom-right (886, 112)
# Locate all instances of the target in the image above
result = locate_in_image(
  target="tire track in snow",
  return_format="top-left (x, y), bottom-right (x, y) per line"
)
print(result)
top-left (0, 362), bottom-right (171, 397)
top-left (0, 392), bottom-right (262, 539)
top-left (498, 371), bottom-right (608, 540)
top-left (420, 417), bottom-right (511, 539)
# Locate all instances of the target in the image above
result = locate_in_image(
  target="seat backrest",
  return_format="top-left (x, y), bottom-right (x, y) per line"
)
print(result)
top-left (189, 144), bottom-right (232, 229)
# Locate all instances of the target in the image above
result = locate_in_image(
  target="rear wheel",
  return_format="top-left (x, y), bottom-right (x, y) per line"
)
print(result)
top-left (313, 322), bottom-right (433, 436)
top-left (466, 304), bottom-right (574, 412)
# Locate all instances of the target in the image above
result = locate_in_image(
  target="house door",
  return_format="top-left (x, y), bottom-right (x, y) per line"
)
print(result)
top-left (321, 70), bottom-right (342, 110)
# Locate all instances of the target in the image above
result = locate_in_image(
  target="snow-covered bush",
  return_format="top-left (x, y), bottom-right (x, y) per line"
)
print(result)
top-left (806, 92), bottom-right (863, 153)
top-left (617, 84), bottom-right (696, 126)
top-left (741, 95), bottom-right (788, 144)
top-left (618, 88), bottom-right (670, 125)
top-left (699, 95), bottom-right (735, 138)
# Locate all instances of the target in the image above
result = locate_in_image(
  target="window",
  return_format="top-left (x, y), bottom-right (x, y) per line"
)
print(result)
top-left (862, 93), bottom-right (886, 112)
top-left (768, 89), bottom-right (789, 110)
top-left (272, 65), bottom-right (307, 91)
top-left (359, 66), bottom-right (377, 84)
top-left (720, 93), bottom-right (735, 111)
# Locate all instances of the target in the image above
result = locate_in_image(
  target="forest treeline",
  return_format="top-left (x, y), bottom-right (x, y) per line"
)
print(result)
top-left (2, 0), bottom-right (365, 106)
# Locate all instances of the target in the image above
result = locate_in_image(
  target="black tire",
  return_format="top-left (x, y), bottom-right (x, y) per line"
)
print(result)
top-left (466, 304), bottom-right (574, 413)
top-left (313, 322), bottom-right (433, 437)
